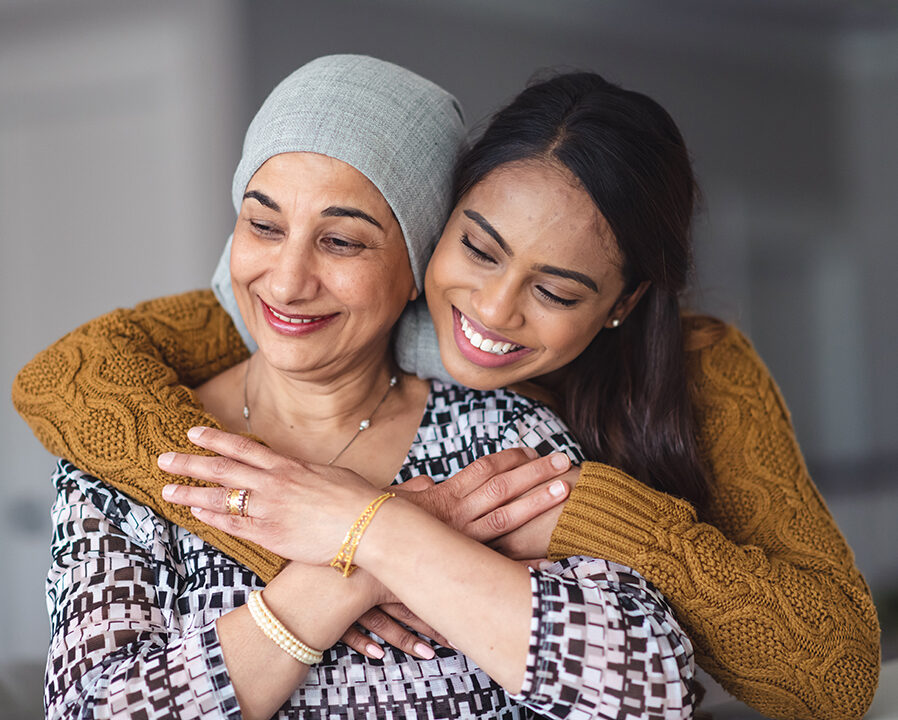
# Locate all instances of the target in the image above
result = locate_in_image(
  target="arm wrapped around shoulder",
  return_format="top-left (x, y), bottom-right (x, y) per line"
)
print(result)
top-left (548, 322), bottom-right (880, 720)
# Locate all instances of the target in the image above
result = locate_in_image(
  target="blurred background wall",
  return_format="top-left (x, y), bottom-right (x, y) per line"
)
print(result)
top-left (1, 0), bottom-right (896, 716)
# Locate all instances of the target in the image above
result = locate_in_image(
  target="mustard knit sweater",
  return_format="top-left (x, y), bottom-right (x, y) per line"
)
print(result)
top-left (11, 290), bottom-right (880, 720)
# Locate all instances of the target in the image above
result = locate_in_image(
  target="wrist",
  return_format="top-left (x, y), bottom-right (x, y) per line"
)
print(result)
top-left (262, 562), bottom-right (376, 650)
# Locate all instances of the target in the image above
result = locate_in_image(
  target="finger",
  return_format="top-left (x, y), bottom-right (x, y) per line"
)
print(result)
top-left (340, 625), bottom-right (386, 660)
top-left (162, 483), bottom-right (235, 513)
top-left (185, 505), bottom-right (257, 542)
top-left (380, 603), bottom-right (451, 649)
top-left (400, 475), bottom-right (436, 493)
top-left (447, 447), bottom-right (540, 497)
top-left (185, 426), bottom-right (283, 471)
top-left (466, 472), bottom-right (572, 543)
top-left (461, 454), bottom-right (571, 528)
top-left (356, 608), bottom-right (436, 660)
top-left (157, 451), bottom-right (264, 490)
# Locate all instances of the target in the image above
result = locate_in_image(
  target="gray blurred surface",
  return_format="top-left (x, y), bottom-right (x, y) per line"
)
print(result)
top-left (2, 0), bottom-right (895, 714)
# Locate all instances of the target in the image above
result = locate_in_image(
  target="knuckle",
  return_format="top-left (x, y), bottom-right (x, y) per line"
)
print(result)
top-left (222, 515), bottom-right (244, 534)
top-left (232, 434), bottom-right (256, 457)
top-left (483, 474), bottom-right (509, 501)
top-left (210, 456), bottom-right (234, 479)
top-left (361, 611), bottom-right (390, 633)
top-left (466, 456), bottom-right (492, 478)
top-left (485, 507), bottom-right (510, 534)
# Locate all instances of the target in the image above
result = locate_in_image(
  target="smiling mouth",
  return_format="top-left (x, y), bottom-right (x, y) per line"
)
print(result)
top-left (458, 312), bottom-right (523, 355)
top-left (267, 306), bottom-right (327, 324)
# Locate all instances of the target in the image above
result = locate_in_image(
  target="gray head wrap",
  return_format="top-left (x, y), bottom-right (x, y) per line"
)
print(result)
top-left (212, 54), bottom-right (465, 355)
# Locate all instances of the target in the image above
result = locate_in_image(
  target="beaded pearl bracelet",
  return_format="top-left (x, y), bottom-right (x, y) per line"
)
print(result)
top-left (247, 590), bottom-right (323, 665)
top-left (330, 491), bottom-right (396, 577)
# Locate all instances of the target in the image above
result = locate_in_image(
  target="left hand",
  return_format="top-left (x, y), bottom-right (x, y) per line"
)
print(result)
top-left (158, 426), bottom-right (383, 565)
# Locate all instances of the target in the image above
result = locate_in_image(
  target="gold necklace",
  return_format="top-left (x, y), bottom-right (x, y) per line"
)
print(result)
top-left (242, 359), bottom-right (398, 465)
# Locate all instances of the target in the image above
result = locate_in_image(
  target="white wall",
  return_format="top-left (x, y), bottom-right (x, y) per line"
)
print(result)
top-left (0, 0), bottom-right (244, 668)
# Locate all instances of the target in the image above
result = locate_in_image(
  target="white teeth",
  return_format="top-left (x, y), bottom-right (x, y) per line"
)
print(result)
top-left (270, 307), bottom-right (321, 324)
top-left (458, 312), bottom-right (521, 355)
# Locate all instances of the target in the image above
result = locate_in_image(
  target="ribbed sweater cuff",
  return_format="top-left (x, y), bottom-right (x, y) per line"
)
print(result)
top-left (548, 462), bottom-right (697, 565)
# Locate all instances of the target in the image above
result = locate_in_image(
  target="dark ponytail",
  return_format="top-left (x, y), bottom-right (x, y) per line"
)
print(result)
top-left (454, 72), bottom-right (709, 509)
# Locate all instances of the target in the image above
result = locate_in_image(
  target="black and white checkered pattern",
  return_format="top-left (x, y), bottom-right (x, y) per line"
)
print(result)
top-left (45, 382), bottom-right (694, 719)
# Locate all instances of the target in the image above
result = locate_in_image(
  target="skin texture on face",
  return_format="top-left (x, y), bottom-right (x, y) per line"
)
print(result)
top-left (230, 152), bottom-right (417, 381)
top-left (425, 159), bottom-right (639, 390)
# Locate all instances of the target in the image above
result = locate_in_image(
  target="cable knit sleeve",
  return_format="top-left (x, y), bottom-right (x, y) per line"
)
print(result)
top-left (11, 290), bottom-right (286, 581)
top-left (548, 324), bottom-right (880, 720)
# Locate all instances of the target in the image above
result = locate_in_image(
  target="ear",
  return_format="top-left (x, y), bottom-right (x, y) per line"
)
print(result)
top-left (604, 281), bottom-right (650, 329)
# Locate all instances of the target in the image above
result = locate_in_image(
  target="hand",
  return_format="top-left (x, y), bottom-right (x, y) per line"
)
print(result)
top-left (342, 604), bottom-right (449, 660)
top-left (488, 466), bottom-right (580, 559)
top-left (393, 448), bottom-right (573, 543)
top-left (158, 426), bottom-right (381, 565)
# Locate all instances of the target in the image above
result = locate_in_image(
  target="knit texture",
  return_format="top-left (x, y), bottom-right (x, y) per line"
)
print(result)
top-left (11, 290), bottom-right (880, 718)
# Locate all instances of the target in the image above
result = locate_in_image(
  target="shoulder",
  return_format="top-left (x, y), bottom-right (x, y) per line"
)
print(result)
top-left (684, 315), bottom-right (783, 406)
top-left (428, 380), bottom-right (559, 423)
top-left (51, 459), bottom-right (172, 551)
top-left (426, 381), bottom-right (584, 460)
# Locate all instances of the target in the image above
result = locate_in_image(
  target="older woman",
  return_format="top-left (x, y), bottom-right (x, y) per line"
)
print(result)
top-left (23, 56), bottom-right (693, 720)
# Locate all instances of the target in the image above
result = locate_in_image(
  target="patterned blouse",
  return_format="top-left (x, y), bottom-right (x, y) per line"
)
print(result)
top-left (45, 382), bottom-right (695, 719)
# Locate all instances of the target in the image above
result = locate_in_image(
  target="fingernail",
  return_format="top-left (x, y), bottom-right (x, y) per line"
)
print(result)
top-left (187, 426), bottom-right (206, 442)
top-left (158, 452), bottom-right (175, 468)
top-left (447, 640), bottom-right (458, 650)
top-left (413, 642), bottom-right (435, 659)
top-left (538, 560), bottom-right (553, 570)
top-left (522, 447), bottom-right (539, 459)
top-left (548, 480), bottom-right (566, 497)
top-left (366, 643), bottom-right (385, 659)
top-left (550, 453), bottom-right (570, 470)
top-left (162, 484), bottom-right (176, 500)
top-left (191, 506), bottom-right (203, 515)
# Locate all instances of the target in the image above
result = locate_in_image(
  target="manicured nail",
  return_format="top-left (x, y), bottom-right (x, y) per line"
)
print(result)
top-left (413, 642), bottom-right (435, 659)
top-left (550, 453), bottom-right (570, 470)
top-left (162, 484), bottom-right (176, 500)
top-left (522, 447), bottom-right (539, 459)
top-left (191, 507), bottom-right (203, 515)
top-left (365, 643), bottom-right (385, 659)
top-left (447, 640), bottom-right (458, 650)
top-left (548, 480), bottom-right (566, 497)
top-left (158, 452), bottom-right (175, 468)
top-left (538, 560), bottom-right (553, 570)
top-left (187, 426), bottom-right (206, 442)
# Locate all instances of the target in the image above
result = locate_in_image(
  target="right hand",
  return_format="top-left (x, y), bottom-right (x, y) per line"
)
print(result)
top-left (392, 447), bottom-right (573, 542)
top-left (341, 447), bottom-right (574, 658)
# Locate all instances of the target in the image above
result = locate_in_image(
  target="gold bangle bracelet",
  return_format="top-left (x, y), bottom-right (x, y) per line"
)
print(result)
top-left (247, 590), bottom-right (324, 665)
top-left (330, 491), bottom-right (395, 577)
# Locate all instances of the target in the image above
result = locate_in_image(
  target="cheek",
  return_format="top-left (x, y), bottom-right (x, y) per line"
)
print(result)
top-left (534, 312), bottom-right (601, 361)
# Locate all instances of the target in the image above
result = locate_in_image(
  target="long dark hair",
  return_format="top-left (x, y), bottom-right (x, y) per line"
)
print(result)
top-left (454, 72), bottom-right (709, 509)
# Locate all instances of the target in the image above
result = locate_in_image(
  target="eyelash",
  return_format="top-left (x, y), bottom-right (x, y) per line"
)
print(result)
top-left (536, 286), bottom-right (578, 307)
top-left (461, 234), bottom-right (497, 264)
top-left (250, 222), bottom-right (364, 252)
top-left (461, 233), bottom-right (578, 308)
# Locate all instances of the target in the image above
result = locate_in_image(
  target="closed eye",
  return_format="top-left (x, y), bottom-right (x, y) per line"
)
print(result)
top-left (250, 220), bottom-right (280, 237)
top-left (461, 234), bottom-right (497, 264)
top-left (536, 285), bottom-right (578, 307)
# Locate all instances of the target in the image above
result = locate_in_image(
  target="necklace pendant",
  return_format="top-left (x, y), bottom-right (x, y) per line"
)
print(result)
top-left (358, 419), bottom-right (371, 431)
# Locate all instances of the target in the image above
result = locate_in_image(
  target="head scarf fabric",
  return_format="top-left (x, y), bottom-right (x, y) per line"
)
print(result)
top-left (212, 54), bottom-right (465, 352)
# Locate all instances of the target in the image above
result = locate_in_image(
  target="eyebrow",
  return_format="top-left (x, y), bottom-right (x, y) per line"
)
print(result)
top-left (244, 190), bottom-right (280, 212)
top-left (464, 210), bottom-right (513, 256)
top-left (464, 209), bottom-right (598, 292)
top-left (243, 193), bottom-right (383, 230)
top-left (321, 206), bottom-right (383, 229)
top-left (533, 264), bottom-right (598, 292)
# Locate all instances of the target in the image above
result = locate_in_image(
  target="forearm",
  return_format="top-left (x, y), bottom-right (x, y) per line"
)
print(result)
top-left (355, 498), bottom-right (533, 693)
top-left (216, 563), bottom-right (374, 720)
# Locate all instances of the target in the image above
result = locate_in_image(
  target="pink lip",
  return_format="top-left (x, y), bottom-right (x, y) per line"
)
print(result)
top-left (259, 298), bottom-right (338, 337)
top-left (452, 307), bottom-right (532, 368)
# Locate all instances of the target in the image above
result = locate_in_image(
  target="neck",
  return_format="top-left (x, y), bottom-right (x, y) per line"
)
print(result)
top-left (246, 351), bottom-right (397, 437)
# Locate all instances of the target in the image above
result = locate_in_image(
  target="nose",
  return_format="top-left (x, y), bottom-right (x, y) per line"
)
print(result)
top-left (267, 238), bottom-right (320, 305)
top-left (470, 272), bottom-right (524, 331)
